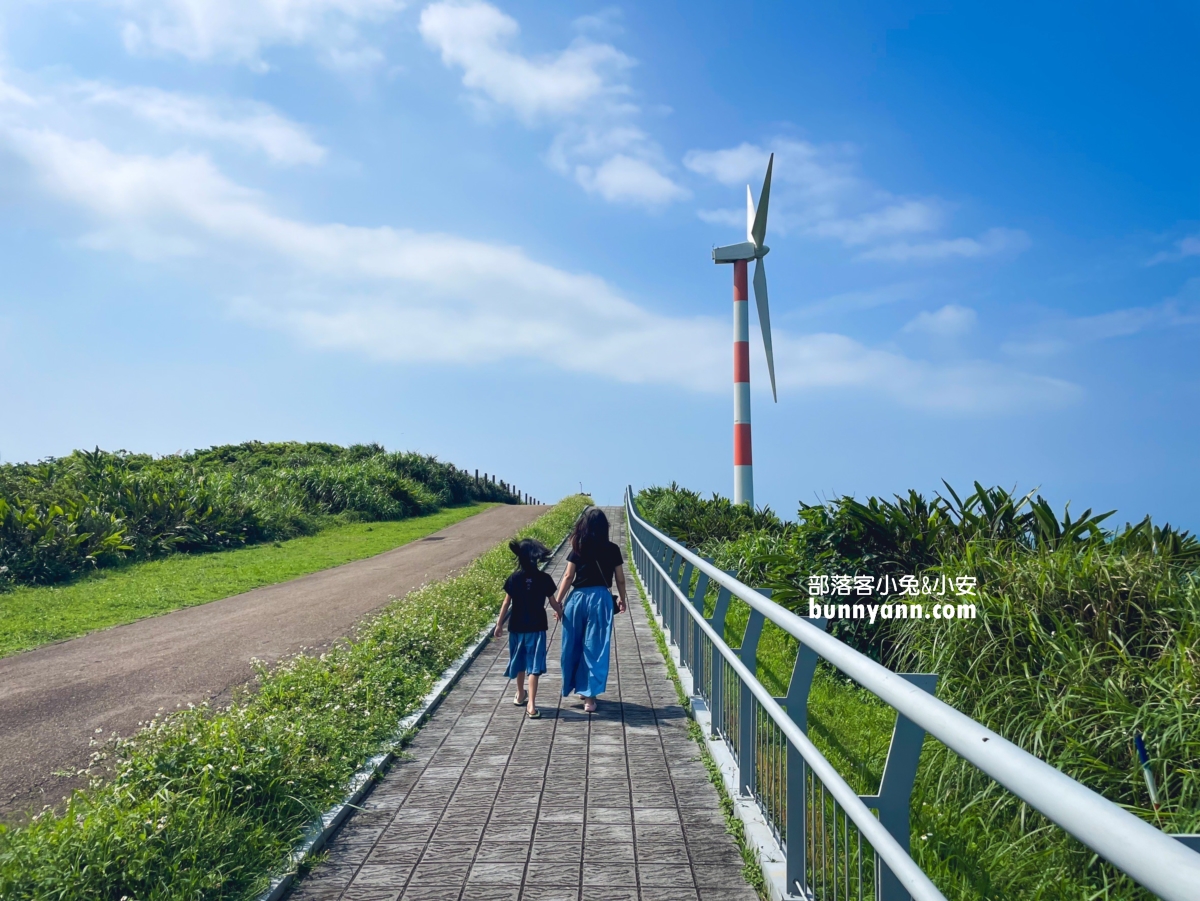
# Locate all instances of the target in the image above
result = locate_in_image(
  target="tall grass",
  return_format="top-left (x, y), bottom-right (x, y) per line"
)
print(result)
top-left (636, 483), bottom-right (1200, 901)
top-left (900, 546), bottom-right (1200, 900)
top-left (0, 495), bottom-right (589, 901)
top-left (0, 442), bottom-right (519, 590)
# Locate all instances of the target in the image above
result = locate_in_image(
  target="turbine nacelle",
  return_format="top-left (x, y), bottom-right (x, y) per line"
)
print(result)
top-left (711, 242), bottom-right (769, 263)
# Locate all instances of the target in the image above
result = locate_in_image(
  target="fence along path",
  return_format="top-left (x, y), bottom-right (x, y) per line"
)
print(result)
top-left (626, 488), bottom-right (1200, 901)
top-left (288, 506), bottom-right (758, 901)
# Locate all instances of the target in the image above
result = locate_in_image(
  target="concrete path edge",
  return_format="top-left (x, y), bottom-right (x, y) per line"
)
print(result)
top-left (257, 620), bottom-right (496, 901)
top-left (644, 605), bottom-right (793, 901)
top-left (256, 513), bottom-right (580, 901)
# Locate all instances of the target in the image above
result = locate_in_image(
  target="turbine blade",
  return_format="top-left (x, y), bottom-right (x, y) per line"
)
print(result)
top-left (750, 152), bottom-right (774, 249)
top-left (746, 185), bottom-right (755, 243)
top-left (753, 257), bottom-right (777, 402)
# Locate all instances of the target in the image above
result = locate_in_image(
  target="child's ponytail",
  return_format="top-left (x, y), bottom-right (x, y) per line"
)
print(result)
top-left (510, 538), bottom-right (551, 576)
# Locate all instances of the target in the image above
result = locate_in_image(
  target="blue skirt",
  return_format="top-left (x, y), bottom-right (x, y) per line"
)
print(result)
top-left (560, 586), bottom-right (614, 698)
top-left (505, 630), bottom-right (548, 677)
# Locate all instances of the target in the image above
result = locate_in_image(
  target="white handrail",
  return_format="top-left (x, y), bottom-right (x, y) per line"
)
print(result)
top-left (629, 504), bottom-right (947, 900)
top-left (626, 488), bottom-right (1200, 901)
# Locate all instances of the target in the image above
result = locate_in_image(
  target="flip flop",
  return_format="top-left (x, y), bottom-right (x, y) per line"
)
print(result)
top-left (526, 707), bottom-right (541, 719)
top-left (513, 693), bottom-right (528, 706)
top-left (583, 699), bottom-right (597, 713)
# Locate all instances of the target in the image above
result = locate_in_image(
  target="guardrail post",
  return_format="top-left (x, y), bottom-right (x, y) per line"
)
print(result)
top-left (651, 540), bottom-right (667, 611)
top-left (707, 581), bottom-right (734, 737)
top-left (650, 546), bottom-right (661, 609)
top-left (667, 553), bottom-right (684, 641)
top-left (737, 594), bottom-right (770, 797)
top-left (778, 616), bottom-right (826, 897)
top-left (686, 566), bottom-right (710, 680)
top-left (676, 560), bottom-right (694, 647)
top-left (859, 673), bottom-right (939, 901)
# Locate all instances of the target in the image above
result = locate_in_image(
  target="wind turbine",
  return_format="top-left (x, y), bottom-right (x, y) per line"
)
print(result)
top-left (712, 152), bottom-right (776, 508)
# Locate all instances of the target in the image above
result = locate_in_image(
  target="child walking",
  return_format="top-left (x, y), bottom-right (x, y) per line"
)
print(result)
top-left (495, 538), bottom-right (557, 719)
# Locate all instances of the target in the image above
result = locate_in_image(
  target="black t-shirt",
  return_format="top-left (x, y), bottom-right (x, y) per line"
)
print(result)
top-left (568, 541), bottom-right (624, 590)
top-left (503, 569), bottom-right (557, 633)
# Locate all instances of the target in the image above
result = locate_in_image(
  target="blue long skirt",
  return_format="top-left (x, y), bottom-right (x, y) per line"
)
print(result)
top-left (560, 586), bottom-right (614, 698)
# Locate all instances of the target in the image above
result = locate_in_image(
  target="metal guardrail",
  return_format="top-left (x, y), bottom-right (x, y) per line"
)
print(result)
top-left (625, 487), bottom-right (1200, 901)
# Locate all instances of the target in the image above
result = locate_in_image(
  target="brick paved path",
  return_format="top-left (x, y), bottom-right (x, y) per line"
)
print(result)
top-left (288, 507), bottom-right (757, 901)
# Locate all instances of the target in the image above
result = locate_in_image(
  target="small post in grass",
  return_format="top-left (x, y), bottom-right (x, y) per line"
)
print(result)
top-left (1135, 733), bottom-right (1162, 825)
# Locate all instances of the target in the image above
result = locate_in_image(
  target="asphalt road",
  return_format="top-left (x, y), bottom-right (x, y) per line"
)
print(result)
top-left (0, 503), bottom-right (547, 823)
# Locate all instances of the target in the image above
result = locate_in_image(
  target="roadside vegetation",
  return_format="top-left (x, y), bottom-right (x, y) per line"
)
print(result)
top-left (0, 442), bottom-right (519, 591)
top-left (0, 504), bottom-right (491, 658)
top-left (636, 483), bottom-right (1200, 901)
top-left (0, 495), bottom-right (588, 901)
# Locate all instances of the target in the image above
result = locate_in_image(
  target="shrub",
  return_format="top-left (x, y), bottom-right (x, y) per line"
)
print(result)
top-left (0, 443), bottom-right (521, 590)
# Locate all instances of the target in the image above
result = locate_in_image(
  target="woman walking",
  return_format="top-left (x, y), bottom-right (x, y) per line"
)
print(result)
top-left (554, 508), bottom-right (628, 713)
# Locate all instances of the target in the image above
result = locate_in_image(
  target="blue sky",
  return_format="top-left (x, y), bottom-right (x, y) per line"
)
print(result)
top-left (0, 1), bottom-right (1197, 526)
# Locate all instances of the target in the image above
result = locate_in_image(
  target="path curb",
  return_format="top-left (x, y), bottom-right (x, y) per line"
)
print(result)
top-left (258, 511), bottom-right (579, 901)
top-left (256, 620), bottom-right (496, 901)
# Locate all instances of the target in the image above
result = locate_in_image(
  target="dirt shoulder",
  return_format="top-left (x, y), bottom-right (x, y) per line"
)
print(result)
top-left (0, 503), bottom-right (546, 823)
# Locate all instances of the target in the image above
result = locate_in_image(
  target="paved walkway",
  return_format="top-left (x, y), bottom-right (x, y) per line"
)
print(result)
top-left (0, 504), bottom-right (546, 823)
top-left (289, 507), bottom-right (757, 901)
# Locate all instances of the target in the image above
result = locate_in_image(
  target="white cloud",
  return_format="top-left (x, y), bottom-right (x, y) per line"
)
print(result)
top-left (91, 0), bottom-right (402, 69)
top-left (902, 304), bottom-right (977, 337)
top-left (696, 207), bottom-right (745, 228)
top-left (0, 69), bottom-right (324, 165)
top-left (684, 139), bottom-right (857, 200)
top-left (1002, 280), bottom-right (1200, 356)
top-left (0, 74), bottom-right (36, 107)
top-left (4, 124), bottom-right (719, 386)
top-left (418, 0), bottom-right (630, 121)
top-left (76, 84), bottom-right (326, 165)
top-left (575, 154), bottom-right (688, 205)
top-left (0, 122), bottom-right (1074, 413)
top-left (684, 142), bottom-right (768, 186)
top-left (788, 281), bottom-right (928, 319)
top-left (860, 227), bottom-right (1031, 263)
top-left (419, 0), bottom-right (685, 207)
top-left (572, 8), bottom-right (624, 39)
top-left (1148, 233), bottom-right (1200, 265)
top-left (770, 331), bottom-right (1077, 413)
top-left (686, 138), bottom-right (1029, 266)
top-left (812, 201), bottom-right (941, 246)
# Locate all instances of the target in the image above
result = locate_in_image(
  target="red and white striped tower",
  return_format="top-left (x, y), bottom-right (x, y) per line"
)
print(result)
top-left (732, 259), bottom-right (754, 506)
top-left (713, 153), bottom-right (776, 508)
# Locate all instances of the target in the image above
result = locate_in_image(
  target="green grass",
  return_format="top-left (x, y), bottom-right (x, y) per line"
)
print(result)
top-left (700, 583), bottom-right (895, 796)
top-left (0, 496), bottom-right (589, 901)
top-left (0, 503), bottom-right (495, 658)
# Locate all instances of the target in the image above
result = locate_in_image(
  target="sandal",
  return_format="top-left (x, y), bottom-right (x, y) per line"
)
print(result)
top-left (513, 692), bottom-right (528, 706)
top-left (526, 706), bottom-right (541, 719)
top-left (583, 698), bottom-right (597, 714)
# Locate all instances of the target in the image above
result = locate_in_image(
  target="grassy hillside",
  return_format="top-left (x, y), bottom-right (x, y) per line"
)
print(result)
top-left (0, 504), bottom-right (493, 657)
top-left (636, 483), bottom-right (1200, 901)
top-left (0, 442), bottom-right (519, 591)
